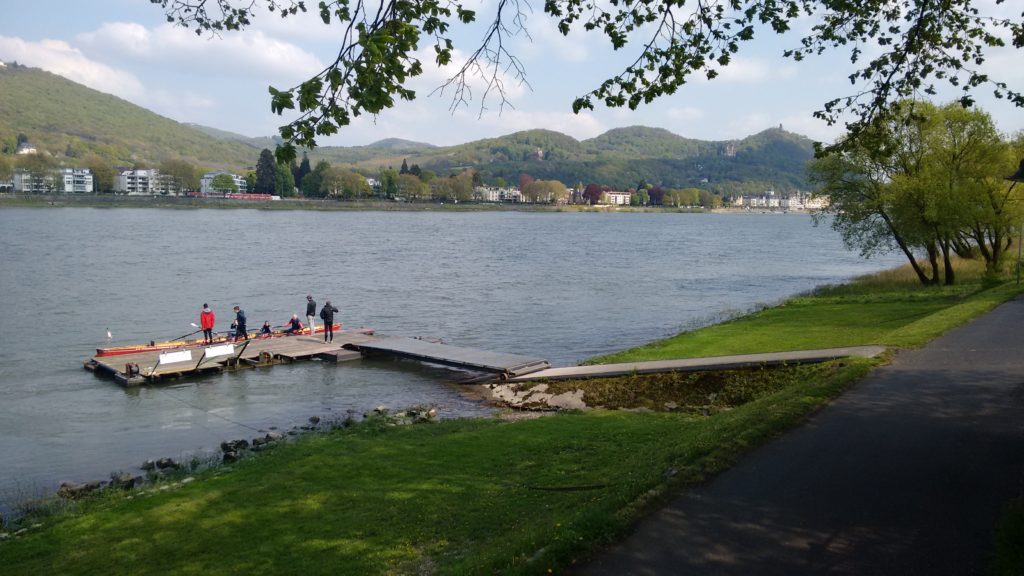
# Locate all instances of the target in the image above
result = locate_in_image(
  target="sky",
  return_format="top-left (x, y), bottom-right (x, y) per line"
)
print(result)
top-left (1, 0), bottom-right (1022, 148)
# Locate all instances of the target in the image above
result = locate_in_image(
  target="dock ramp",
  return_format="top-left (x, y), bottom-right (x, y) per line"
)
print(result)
top-left (350, 337), bottom-right (550, 378)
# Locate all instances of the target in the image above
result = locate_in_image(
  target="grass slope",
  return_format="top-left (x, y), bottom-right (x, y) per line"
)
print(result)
top-left (3, 262), bottom-right (1020, 575)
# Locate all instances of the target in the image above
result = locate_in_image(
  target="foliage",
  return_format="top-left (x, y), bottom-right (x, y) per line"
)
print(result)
top-left (522, 179), bottom-right (568, 203)
top-left (321, 166), bottom-right (369, 198)
top-left (301, 160), bottom-right (330, 198)
top-left (154, 0), bottom-right (1023, 160)
top-left (254, 149), bottom-right (277, 193)
top-left (210, 173), bottom-right (238, 193)
top-left (312, 127), bottom-right (813, 193)
top-left (810, 101), bottom-right (1022, 285)
top-left (159, 159), bottom-right (200, 192)
top-left (274, 163), bottom-right (296, 197)
top-left (0, 65), bottom-right (257, 170)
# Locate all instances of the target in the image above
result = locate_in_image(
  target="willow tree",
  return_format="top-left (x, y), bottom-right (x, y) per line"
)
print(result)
top-left (811, 101), bottom-right (1020, 285)
top-left (152, 0), bottom-right (1023, 161)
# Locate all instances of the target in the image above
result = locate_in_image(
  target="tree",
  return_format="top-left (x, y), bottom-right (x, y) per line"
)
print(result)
top-left (449, 170), bottom-right (474, 202)
top-left (397, 173), bottom-right (429, 200)
top-left (0, 155), bottom-right (10, 182)
top-left (293, 153), bottom-right (311, 188)
top-left (519, 173), bottom-right (535, 194)
top-left (84, 155), bottom-right (115, 193)
top-left (254, 148), bottom-right (277, 193)
top-left (582, 183), bottom-right (603, 205)
top-left (159, 159), bottom-right (199, 193)
top-left (302, 161), bottom-right (330, 198)
top-left (810, 100), bottom-right (1018, 285)
top-left (378, 168), bottom-right (399, 198)
top-left (211, 173), bottom-right (238, 193)
top-left (155, 0), bottom-right (1024, 161)
top-left (275, 163), bottom-right (296, 197)
top-left (399, 159), bottom-right (410, 175)
top-left (321, 166), bottom-right (370, 198)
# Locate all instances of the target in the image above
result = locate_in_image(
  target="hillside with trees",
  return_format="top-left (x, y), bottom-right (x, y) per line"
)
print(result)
top-left (0, 63), bottom-right (258, 170)
top-left (309, 126), bottom-right (816, 194)
top-left (0, 63), bottom-right (815, 196)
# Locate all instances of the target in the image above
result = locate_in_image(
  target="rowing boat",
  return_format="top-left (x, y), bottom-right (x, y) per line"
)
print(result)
top-left (95, 323), bottom-right (370, 357)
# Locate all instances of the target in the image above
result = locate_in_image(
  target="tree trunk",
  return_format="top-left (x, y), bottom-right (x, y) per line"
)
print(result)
top-left (926, 242), bottom-right (941, 285)
top-left (940, 237), bottom-right (955, 285)
top-left (880, 212), bottom-right (931, 285)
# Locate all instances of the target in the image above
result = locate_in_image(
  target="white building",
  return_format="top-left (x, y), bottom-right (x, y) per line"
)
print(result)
top-left (201, 170), bottom-right (248, 194)
top-left (13, 170), bottom-right (53, 193)
top-left (604, 191), bottom-right (632, 205)
top-left (473, 186), bottom-right (501, 202)
top-left (500, 188), bottom-right (523, 203)
top-left (117, 169), bottom-right (158, 195)
top-left (56, 168), bottom-right (93, 193)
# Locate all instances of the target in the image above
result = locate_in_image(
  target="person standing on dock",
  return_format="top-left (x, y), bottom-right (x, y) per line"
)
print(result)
top-left (232, 306), bottom-right (248, 341)
top-left (200, 304), bottom-right (215, 344)
top-left (306, 295), bottom-right (317, 336)
top-left (319, 300), bottom-right (339, 342)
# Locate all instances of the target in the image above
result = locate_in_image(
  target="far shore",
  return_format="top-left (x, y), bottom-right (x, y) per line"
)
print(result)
top-left (0, 193), bottom-right (772, 214)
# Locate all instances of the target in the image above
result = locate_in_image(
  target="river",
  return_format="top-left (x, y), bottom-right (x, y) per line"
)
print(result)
top-left (0, 207), bottom-right (902, 511)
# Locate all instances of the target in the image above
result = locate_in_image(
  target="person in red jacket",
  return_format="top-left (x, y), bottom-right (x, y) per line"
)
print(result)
top-left (200, 304), bottom-right (215, 344)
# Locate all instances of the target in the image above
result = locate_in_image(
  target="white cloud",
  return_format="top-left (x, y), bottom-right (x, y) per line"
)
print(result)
top-left (76, 22), bottom-right (323, 83)
top-left (667, 106), bottom-right (704, 122)
top-left (698, 57), bottom-right (798, 84)
top-left (0, 35), bottom-right (144, 99)
top-left (410, 46), bottom-right (530, 109)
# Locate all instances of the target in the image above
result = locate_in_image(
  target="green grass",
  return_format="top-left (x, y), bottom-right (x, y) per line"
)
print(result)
top-left (590, 261), bottom-right (1022, 364)
top-left (3, 360), bottom-right (871, 575)
top-left (993, 498), bottom-right (1024, 576)
top-left (3, 262), bottom-right (1021, 575)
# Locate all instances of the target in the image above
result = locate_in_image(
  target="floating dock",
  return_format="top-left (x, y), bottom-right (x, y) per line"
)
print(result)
top-left (85, 331), bottom-right (551, 386)
top-left (85, 331), bottom-right (379, 386)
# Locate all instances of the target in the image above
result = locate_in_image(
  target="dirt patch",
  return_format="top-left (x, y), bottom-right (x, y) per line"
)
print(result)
top-left (481, 363), bottom-right (837, 412)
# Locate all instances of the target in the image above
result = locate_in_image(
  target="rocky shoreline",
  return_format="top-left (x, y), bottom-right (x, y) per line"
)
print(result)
top-left (0, 404), bottom-right (442, 536)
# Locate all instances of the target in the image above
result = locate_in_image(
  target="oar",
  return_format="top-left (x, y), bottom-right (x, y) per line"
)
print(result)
top-left (170, 323), bottom-right (204, 342)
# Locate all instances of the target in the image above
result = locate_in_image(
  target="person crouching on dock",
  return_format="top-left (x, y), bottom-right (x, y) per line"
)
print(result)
top-left (285, 314), bottom-right (303, 335)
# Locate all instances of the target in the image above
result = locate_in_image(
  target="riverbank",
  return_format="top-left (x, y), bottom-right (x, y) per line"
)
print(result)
top-left (0, 193), bottom-right (703, 213)
top-left (4, 262), bottom-right (1021, 574)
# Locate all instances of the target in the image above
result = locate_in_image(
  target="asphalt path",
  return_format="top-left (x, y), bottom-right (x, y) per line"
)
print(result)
top-left (580, 295), bottom-right (1024, 576)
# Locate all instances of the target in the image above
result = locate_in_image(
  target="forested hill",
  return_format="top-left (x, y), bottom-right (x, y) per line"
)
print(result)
top-left (310, 125), bottom-right (817, 195)
top-left (0, 63), bottom-right (815, 193)
top-left (0, 64), bottom-right (258, 169)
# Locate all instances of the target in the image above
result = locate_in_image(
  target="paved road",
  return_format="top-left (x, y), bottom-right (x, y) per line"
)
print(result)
top-left (580, 296), bottom-right (1024, 576)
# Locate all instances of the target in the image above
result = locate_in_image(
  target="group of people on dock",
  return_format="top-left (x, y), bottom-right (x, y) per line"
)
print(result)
top-left (198, 295), bottom-right (341, 343)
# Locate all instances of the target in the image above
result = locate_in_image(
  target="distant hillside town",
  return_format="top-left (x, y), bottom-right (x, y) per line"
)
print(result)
top-left (0, 137), bottom-right (826, 210)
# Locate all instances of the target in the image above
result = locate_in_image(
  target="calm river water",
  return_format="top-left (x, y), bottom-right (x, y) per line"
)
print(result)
top-left (0, 208), bottom-right (902, 510)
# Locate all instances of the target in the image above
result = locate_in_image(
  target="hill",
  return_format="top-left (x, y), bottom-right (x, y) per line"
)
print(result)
top-left (0, 64), bottom-right (258, 170)
top-left (0, 63), bottom-right (815, 193)
top-left (313, 125), bottom-right (816, 194)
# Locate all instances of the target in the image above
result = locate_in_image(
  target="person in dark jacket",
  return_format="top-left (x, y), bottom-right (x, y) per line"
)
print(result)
top-left (305, 295), bottom-right (317, 336)
top-left (232, 306), bottom-right (248, 341)
top-left (259, 321), bottom-right (272, 336)
top-left (285, 314), bottom-right (303, 334)
top-left (319, 300), bottom-right (339, 342)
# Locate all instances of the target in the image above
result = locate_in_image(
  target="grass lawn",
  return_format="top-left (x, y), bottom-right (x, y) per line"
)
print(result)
top-left (3, 262), bottom-right (1021, 575)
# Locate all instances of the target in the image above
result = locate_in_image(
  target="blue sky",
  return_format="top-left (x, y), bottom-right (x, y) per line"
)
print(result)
top-left (2, 0), bottom-right (1022, 147)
